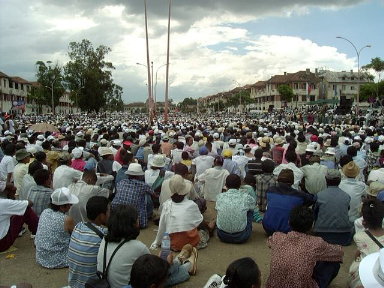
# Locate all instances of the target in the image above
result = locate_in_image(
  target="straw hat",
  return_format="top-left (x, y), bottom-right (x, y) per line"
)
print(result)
top-left (274, 136), bottom-right (285, 145)
top-left (367, 181), bottom-right (384, 197)
top-left (152, 155), bottom-right (166, 168)
top-left (342, 161), bottom-right (360, 178)
top-left (99, 147), bottom-right (113, 157)
top-left (169, 175), bottom-right (189, 196)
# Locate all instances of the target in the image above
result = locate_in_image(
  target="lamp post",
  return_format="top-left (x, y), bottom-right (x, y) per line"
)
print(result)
top-left (137, 62), bottom-right (153, 116)
top-left (46, 61), bottom-right (58, 115)
top-left (336, 36), bottom-right (371, 113)
top-left (155, 63), bottom-right (168, 114)
top-left (233, 80), bottom-right (242, 113)
top-left (164, 0), bottom-right (172, 123)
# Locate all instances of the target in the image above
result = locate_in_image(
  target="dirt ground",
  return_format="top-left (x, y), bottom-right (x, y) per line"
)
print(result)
top-left (0, 222), bottom-right (355, 288)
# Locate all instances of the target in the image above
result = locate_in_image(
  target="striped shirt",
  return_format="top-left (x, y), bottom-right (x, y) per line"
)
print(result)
top-left (68, 222), bottom-right (106, 288)
top-left (27, 185), bottom-right (53, 216)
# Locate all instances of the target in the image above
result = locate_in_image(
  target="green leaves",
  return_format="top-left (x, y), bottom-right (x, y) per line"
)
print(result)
top-left (278, 84), bottom-right (294, 102)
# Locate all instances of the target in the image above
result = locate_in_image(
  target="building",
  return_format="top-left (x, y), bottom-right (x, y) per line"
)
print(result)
top-left (198, 68), bottom-right (372, 112)
top-left (0, 71), bottom-right (79, 114)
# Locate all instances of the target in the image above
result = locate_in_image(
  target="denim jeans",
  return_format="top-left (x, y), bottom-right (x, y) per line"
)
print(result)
top-left (146, 194), bottom-right (154, 220)
top-left (165, 260), bottom-right (190, 287)
top-left (312, 261), bottom-right (341, 288)
top-left (315, 231), bottom-right (353, 246)
top-left (217, 210), bottom-right (253, 244)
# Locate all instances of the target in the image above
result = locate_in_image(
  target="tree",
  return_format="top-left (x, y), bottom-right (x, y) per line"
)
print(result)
top-left (179, 97), bottom-right (197, 113)
top-left (360, 83), bottom-right (377, 102)
top-left (278, 84), bottom-right (294, 103)
top-left (106, 84), bottom-right (124, 112)
top-left (64, 39), bottom-right (119, 112)
top-left (32, 61), bottom-right (65, 113)
top-left (363, 57), bottom-right (384, 101)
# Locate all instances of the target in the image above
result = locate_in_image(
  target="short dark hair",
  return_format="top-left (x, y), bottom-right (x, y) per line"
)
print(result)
top-left (4, 143), bottom-right (16, 156)
top-left (106, 205), bottom-right (140, 243)
top-left (176, 141), bottom-right (184, 150)
top-left (86, 196), bottom-right (109, 221)
top-left (34, 151), bottom-right (47, 162)
top-left (289, 205), bottom-right (314, 233)
top-left (130, 254), bottom-right (170, 288)
top-left (261, 159), bottom-right (275, 173)
top-left (28, 160), bottom-right (44, 176)
top-left (347, 146), bottom-right (357, 157)
top-left (33, 169), bottom-right (50, 186)
top-left (174, 163), bottom-right (189, 176)
top-left (254, 149), bottom-right (263, 159)
top-left (82, 169), bottom-right (98, 185)
top-left (226, 174), bottom-right (241, 189)
top-left (214, 155), bottom-right (224, 166)
top-left (285, 150), bottom-right (297, 163)
top-left (362, 198), bottom-right (384, 230)
top-left (223, 257), bottom-right (261, 288)
top-left (339, 155), bottom-right (353, 168)
top-left (152, 143), bottom-right (161, 154)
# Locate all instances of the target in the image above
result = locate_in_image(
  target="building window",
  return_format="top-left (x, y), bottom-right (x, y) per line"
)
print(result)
top-left (15, 83), bottom-right (18, 89)
top-left (333, 84), bottom-right (337, 90)
top-left (351, 86), bottom-right (355, 90)
top-left (21, 84), bottom-right (24, 90)
top-left (294, 83), bottom-right (299, 89)
top-left (302, 95), bottom-right (306, 102)
top-left (342, 85), bottom-right (346, 91)
top-left (9, 82), bottom-right (13, 88)
top-left (310, 95), bottom-right (315, 102)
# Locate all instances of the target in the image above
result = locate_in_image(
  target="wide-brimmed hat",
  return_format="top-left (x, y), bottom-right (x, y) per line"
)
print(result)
top-left (305, 143), bottom-right (316, 153)
top-left (51, 187), bottom-right (79, 206)
top-left (342, 161), bottom-right (360, 178)
top-left (228, 139), bottom-right (237, 146)
top-left (125, 163), bottom-right (144, 176)
top-left (15, 149), bottom-right (31, 161)
top-left (323, 138), bottom-right (332, 147)
top-left (368, 181), bottom-right (384, 197)
top-left (169, 174), bottom-right (189, 196)
top-left (152, 155), bottom-right (166, 168)
top-left (274, 136), bottom-right (285, 145)
top-left (99, 147), bottom-right (113, 157)
top-left (222, 149), bottom-right (233, 158)
top-left (359, 248), bottom-right (384, 287)
top-left (259, 136), bottom-right (271, 148)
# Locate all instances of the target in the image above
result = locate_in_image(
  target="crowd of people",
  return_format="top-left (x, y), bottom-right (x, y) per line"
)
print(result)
top-left (1, 109), bottom-right (384, 287)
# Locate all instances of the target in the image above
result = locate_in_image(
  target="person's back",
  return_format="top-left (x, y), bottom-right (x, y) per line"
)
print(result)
top-left (68, 197), bottom-right (109, 288)
top-left (266, 206), bottom-right (343, 288)
top-left (300, 156), bottom-right (327, 194)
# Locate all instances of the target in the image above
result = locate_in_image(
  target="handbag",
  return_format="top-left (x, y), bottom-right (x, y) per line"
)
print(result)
top-left (85, 239), bottom-right (128, 288)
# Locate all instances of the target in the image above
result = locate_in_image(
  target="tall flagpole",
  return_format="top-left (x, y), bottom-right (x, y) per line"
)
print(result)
top-left (144, 0), bottom-right (153, 124)
top-left (164, 0), bottom-right (171, 123)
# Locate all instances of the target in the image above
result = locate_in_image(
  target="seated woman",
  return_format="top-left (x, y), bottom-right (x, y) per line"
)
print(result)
top-left (151, 174), bottom-right (206, 251)
top-left (203, 257), bottom-right (261, 288)
top-left (35, 187), bottom-right (78, 268)
top-left (266, 206), bottom-right (343, 288)
top-left (349, 198), bottom-right (384, 288)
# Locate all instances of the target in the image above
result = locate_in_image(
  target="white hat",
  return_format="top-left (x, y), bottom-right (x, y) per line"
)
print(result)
top-left (111, 139), bottom-right (122, 146)
top-left (152, 155), bottom-right (166, 168)
top-left (72, 147), bottom-right (83, 159)
top-left (228, 139), bottom-right (237, 146)
top-left (51, 187), bottom-right (79, 206)
top-left (139, 138), bottom-right (147, 146)
top-left (305, 144), bottom-right (316, 153)
top-left (360, 248), bottom-right (384, 287)
top-left (125, 163), bottom-right (144, 176)
top-left (37, 134), bottom-right (45, 141)
top-left (325, 147), bottom-right (336, 155)
top-left (169, 174), bottom-right (189, 196)
top-left (213, 132), bottom-right (219, 139)
top-left (99, 147), bottom-right (113, 157)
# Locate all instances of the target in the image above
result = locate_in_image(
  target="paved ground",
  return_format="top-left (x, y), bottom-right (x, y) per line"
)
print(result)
top-left (0, 222), bottom-right (355, 288)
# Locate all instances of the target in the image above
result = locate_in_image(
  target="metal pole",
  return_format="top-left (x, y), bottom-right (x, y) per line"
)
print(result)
top-left (155, 63), bottom-right (167, 116)
top-left (151, 61), bottom-right (155, 116)
top-left (336, 36), bottom-right (371, 114)
top-left (144, 0), bottom-right (152, 124)
top-left (164, 0), bottom-right (172, 123)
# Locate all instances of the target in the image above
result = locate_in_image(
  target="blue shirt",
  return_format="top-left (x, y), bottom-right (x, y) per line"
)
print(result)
top-left (68, 222), bottom-right (107, 288)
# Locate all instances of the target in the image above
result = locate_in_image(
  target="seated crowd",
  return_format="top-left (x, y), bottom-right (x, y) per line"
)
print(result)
top-left (1, 117), bottom-right (384, 288)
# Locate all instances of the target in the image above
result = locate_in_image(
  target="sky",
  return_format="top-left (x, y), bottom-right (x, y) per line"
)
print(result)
top-left (0, 0), bottom-right (383, 104)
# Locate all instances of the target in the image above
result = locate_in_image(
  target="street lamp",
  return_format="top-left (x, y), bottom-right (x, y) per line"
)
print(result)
top-left (155, 63), bottom-right (168, 113)
top-left (137, 62), bottom-right (153, 116)
top-left (46, 61), bottom-right (59, 115)
top-left (336, 36), bottom-right (371, 113)
top-left (233, 80), bottom-right (242, 113)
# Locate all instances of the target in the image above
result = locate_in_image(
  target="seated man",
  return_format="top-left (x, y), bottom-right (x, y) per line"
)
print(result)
top-left (266, 206), bottom-right (343, 288)
top-left (0, 183), bottom-right (39, 252)
top-left (68, 196), bottom-right (109, 288)
top-left (27, 168), bottom-right (53, 216)
top-left (216, 174), bottom-right (254, 244)
top-left (313, 169), bottom-right (353, 246)
top-left (112, 163), bottom-right (153, 228)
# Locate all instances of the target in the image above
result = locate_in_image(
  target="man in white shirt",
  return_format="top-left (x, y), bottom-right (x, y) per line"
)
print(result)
top-left (0, 189), bottom-right (39, 252)
top-left (53, 152), bottom-right (83, 190)
top-left (68, 170), bottom-right (110, 224)
top-left (191, 146), bottom-right (214, 180)
top-left (273, 150), bottom-right (304, 191)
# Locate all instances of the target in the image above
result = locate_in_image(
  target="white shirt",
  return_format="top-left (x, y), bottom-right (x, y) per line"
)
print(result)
top-left (192, 155), bottom-right (215, 179)
top-left (144, 169), bottom-right (174, 187)
top-left (0, 199), bottom-right (28, 239)
top-left (273, 162), bottom-right (304, 191)
top-left (0, 155), bottom-right (16, 181)
top-left (198, 166), bottom-right (230, 201)
top-left (52, 165), bottom-right (83, 190)
top-left (13, 163), bottom-right (29, 196)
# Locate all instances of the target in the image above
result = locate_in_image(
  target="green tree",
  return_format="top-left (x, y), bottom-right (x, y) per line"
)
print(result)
top-left (106, 84), bottom-right (124, 111)
top-left (360, 83), bottom-right (377, 102)
top-left (179, 97), bottom-right (197, 113)
top-left (64, 39), bottom-right (118, 112)
top-left (32, 61), bottom-right (65, 113)
top-left (278, 84), bottom-right (294, 102)
top-left (363, 57), bottom-right (384, 101)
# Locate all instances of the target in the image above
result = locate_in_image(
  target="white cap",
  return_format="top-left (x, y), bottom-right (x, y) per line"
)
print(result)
top-left (51, 187), bottom-right (79, 206)
top-left (360, 248), bottom-right (384, 287)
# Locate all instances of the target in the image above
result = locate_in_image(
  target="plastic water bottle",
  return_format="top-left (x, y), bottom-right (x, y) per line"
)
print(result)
top-left (160, 232), bottom-right (171, 260)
